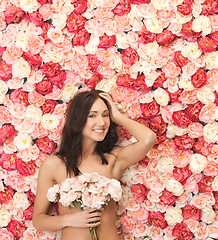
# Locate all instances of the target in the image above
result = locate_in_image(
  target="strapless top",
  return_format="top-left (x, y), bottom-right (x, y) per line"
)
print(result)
top-left (47, 172), bottom-right (122, 209)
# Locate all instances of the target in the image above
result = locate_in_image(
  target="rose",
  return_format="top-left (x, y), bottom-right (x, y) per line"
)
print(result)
top-left (189, 154), bottom-right (207, 173)
top-left (0, 152), bottom-right (17, 171)
top-left (13, 192), bottom-right (30, 210)
top-left (160, 189), bottom-right (177, 206)
top-left (85, 72), bottom-right (102, 89)
top-left (201, 0), bottom-right (218, 15)
top-left (149, 115), bottom-right (167, 135)
top-left (137, 26), bottom-right (156, 44)
top-left (0, 186), bottom-right (14, 205)
top-left (0, 209), bottom-right (12, 228)
top-left (209, 31), bottom-right (218, 45)
top-left (193, 136), bottom-right (213, 156)
top-left (25, 190), bottom-right (35, 205)
top-left (181, 21), bottom-right (201, 38)
top-left (41, 22), bottom-right (52, 44)
top-left (40, 99), bottom-right (58, 114)
top-left (177, 0), bottom-right (193, 16)
top-left (66, 12), bottom-right (86, 33)
top-left (185, 101), bottom-right (204, 122)
top-left (87, 54), bottom-right (102, 70)
top-left (198, 36), bottom-right (217, 53)
top-left (35, 79), bottom-right (53, 95)
top-left (156, 29), bottom-right (177, 45)
top-left (131, 183), bottom-right (148, 202)
top-left (140, 100), bottom-right (159, 119)
top-left (121, 127), bottom-right (132, 140)
top-left (16, 158), bottom-right (35, 176)
top-left (172, 110), bottom-right (191, 128)
top-left (165, 206), bottom-right (183, 226)
top-left (25, 11), bottom-right (44, 27)
top-left (173, 166), bottom-right (192, 185)
top-left (9, 89), bottom-right (29, 107)
top-left (0, 124), bottom-right (17, 146)
top-left (131, 0), bottom-right (151, 3)
top-left (153, 88), bottom-right (170, 106)
top-left (4, 5), bottom-right (25, 24)
top-left (132, 74), bottom-right (151, 92)
top-left (73, 0), bottom-right (88, 14)
top-left (174, 134), bottom-right (195, 151)
top-left (182, 205), bottom-right (201, 221)
top-left (72, 28), bottom-right (90, 46)
top-left (116, 74), bottom-right (134, 88)
top-left (22, 52), bottom-right (42, 69)
top-left (191, 68), bottom-right (207, 89)
top-left (7, 220), bottom-right (27, 239)
top-left (0, 228), bottom-right (14, 240)
top-left (148, 211), bottom-right (168, 229)
top-left (23, 205), bottom-right (34, 220)
top-left (198, 176), bottom-right (214, 193)
top-left (174, 51), bottom-right (190, 68)
top-left (172, 222), bottom-right (193, 240)
top-left (49, 70), bottom-right (66, 86)
top-left (121, 47), bottom-right (139, 66)
top-left (0, 61), bottom-right (12, 82)
top-left (98, 33), bottom-right (116, 49)
top-left (40, 62), bottom-right (61, 78)
top-left (36, 136), bottom-right (57, 154)
top-left (113, 0), bottom-right (131, 16)
top-left (167, 89), bottom-right (183, 103)
top-left (153, 70), bottom-right (167, 88)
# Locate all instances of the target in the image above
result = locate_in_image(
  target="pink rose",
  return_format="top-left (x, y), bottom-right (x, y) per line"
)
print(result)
top-left (0, 185), bottom-right (14, 205)
top-left (4, 5), bottom-right (25, 24)
top-left (131, 183), bottom-right (148, 202)
top-left (0, 228), bottom-right (14, 240)
top-left (36, 136), bottom-right (57, 154)
top-left (121, 212), bottom-right (135, 231)
top-left (113, 0), bottom-right (131, 16)
top-left (85, 72), bottom-right (102, 89)
top-left (172, 110), bottom-right (191, 128)
top-left (87, 54), bottom-right (102, 70)
top-left (173, 166), bottom-right (192, 185)
top-left (23, 205), bottom-right (34, 221)
top-left (40, 99), bottom-right (58, 114)
top-left (181, 21), bottom-right (201, 38)
top-left (172, 222), bottom-right (193, 240)
top-left (203, 160), bottom-right (218, 177)
top-left (174, 51), bottom-right (190, 68)
top-left (174, 134), bottom-right (195, 151)
top-left (0, 152), bottom-right (17, 171)
top-left (7, 220), bottom-right (27, 239)
top-left (137, 25), bottom-right (156, 44)
top-left (185, 101), bottom-right (204, 122)
top-left (0, 124), bottom-right (17, 146)
top-left (25, 11), bottom-right (44, 27)
top-left (156, 29), bottom-right (177, 45)
top-left (131, 0), bottom-right (151, 4)
top-left (72, 28), bottom-right (90, 46)
top-left (140, 100), bottom-right (159, 119)
top-left (16, 158), bottom-right (36, 177)
top-left (0, 60), bottom-right (12, 81)
top-left (198, 176), bottom-right (214, 193)
top-left (132, 206), bottom-right (149, 223)
top-left (148, 211), bottom-right (168, 229)
top-left (191, 68), bottom-right (207, 89)
top-left (66, 13), bottom-right (86, 33)
top-left (209, 31), bottom-right (218, 45)
top-left (198, 36), bottom-right (217, 53)
top-left (98, 33), bottom-right (116, 49)
top-left (9, 89), bottom-right (29, 107)
top-left (177, 0), bottom-right (193, 16)
top-left (193, 136), bottom-right (213, 156)
top-left (201, 0), bottom-right (218, 15)
top-left (121, 47), bottom-right (139, 66)
top-left (160, 189), bottom-right (177, 206)
top-left (23, 52), bottom-right (42, 69)
top-left (35, 79), bottom-right (54, 95)
top-left (182, 205), bottom-right (201, 221)
top-left (73, 0), bottom-right (88, 14)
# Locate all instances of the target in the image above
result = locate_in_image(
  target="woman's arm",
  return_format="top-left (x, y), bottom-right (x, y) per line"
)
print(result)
top-left (100, 93), bottom-right (157, 174)
top-left (32, 156), bottom-right (102, 231)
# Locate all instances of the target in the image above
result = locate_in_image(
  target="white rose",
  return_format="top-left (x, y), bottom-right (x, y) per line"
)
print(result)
top-left (205, 52), bottom-right (218, 70)
top-left (212, 176), bottom-right (218, 191)
top-left (115, 32), bottom-right (129, 49)
top-left (110, 55), bottom-right (123, 72)
top-left (203, 122), bottom-right (218, 143)
top-left (14, 132), bottom-right (33, 151)
top-left (61, 85), bottom-right (78, 102)
top-left (145, 18), bottom-right (162, 33)
top-left (197, 85), bottom-right (215, 104)
top-left (52, 13), bottom-right (67, 29)
top-left (192, 15), bottom-right (212, 36)
top-left (189, 154), bottom-right (207, 173)
top-left (20, 0), bottom-right (41, 12)
top-left (13, 192), bottom-right (30, 210)
top-left (165, 180), bottom-right (184, 196)
top-left (165, 206), bottom-right (183, 226)
top-left (41, 113), bottom-right (60, 131)
top-left (182, 42), bottom-right (202, 61)
top-left (12, 57), bottom-right (31, 79)
top-left (26, 105), bottom-right (42, 123)
top-left (84, 35), bottom-right (100, 54)
top-left (176, 11), bottom-right (192, 24)
top-left (47, 50), bottom-right (64, 63)
top-left (0, 209), bottom-right (12, 227)
top-left (174, 126), bottom-right (188, 136)
top-left (153, 88), bottom-right (170, 106)
top-left (96, 76), bottom-right (117, 92)
top-left (47, 184), bottom-right (59, 202)
top-left (120, 168), bottom-right (136, 188)
top-left (158, 157), bottom-right (174, 172)
top-left (0, 93), bottom-right (5, 104)
top-left (15, 31), bottom-right (29, 51)
top-left (166, 124), bottom-right (176, 139)
top-left (151, 0), bottom-right (171, 10)
top-left (128, 5), bottom-right (141, 21)
top-left (0, 80), bottom-right (8, 94)
top-left (201, 205), bottom-right (215, 224)
top-left (140, 42), bottom-right (159, 59)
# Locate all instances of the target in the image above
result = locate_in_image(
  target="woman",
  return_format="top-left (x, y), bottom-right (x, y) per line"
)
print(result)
top-left (32, 90), bottom-right (157, 240)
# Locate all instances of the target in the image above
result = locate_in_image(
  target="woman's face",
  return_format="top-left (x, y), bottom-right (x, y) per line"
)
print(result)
top-left (82, 98), bottom-right (110, 142)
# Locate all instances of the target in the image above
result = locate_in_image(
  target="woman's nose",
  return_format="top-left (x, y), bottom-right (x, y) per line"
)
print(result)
top-left (97, 116), bottom-right (105, 125)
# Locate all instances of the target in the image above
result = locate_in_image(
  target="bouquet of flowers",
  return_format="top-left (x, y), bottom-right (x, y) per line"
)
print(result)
top-left (47, 172), bottom-right (122, 240)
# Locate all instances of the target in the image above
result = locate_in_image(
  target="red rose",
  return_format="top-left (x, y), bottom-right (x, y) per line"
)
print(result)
top-left (131, 0), bottom-right (151, 3)
top-left (198, 176), bottom-right (214, 193)
top-left (140, 100), bottom-right (160, 118)
top-left (137, 26), bottom-right (156, 44)
top-left (136, 117), bottom-right (150, 127)
top-left (177, 0), bottom-right (193, 15)
top-left (4, 5), bottom-right (25, 24)
top-left (36, 136), bottom-right (57, 154)
top-left (0, 46), bottom-right (6, 56)
top-left (0, 124), bottom-right (17, 146)
top-left (121, 127), bottom-right (132, 140)
top-left (153, 70), bottom-right (167, 88)
top-left (181, 21), bottom-right (201, 37)
top-left (133, 74), bottom-right (151, 92)
top-left (182, 205), bottom-right (201, 221)
top-left (121, 47), bottom-right (140, 66)
top-left (49, 70), bottom-right (66, 86)
top-left (172, 110), bottom-right (192, 128)
top-left (37, 0), bottom-right (52, 3)
top-left (87, 54), bottom-right (102, 70)
top-left (215, 91), bottom-right (218, 106)
top-left (174, 51), bottom-right (190, 68)
top-left (167, 89), bottom-right (183, 103)
top-left (155, 133), bottom-right (167, 146)
top-left (193, 136), bottom-right (213, 156)
top-left (156, 29), bottom-right (177, 45)
top-left (0, 152), bottom-right (17, 171)
top-left (40, 62), bottom-right (61, 78)
top-left (85, 72), bottom-right (102, 89)
top-left (35, 79), bottom-right (54, 95)
top-left (173, 166), bottom-right (192, 185)
top-left (213, 191), bottom-right (218, 210)
top-left (72, 28), bottom-right (90, 46)
top-left (160, 189), bottom-right (177, 206)
top-left (198, 36), bottom-right (217, 52)
top-left (131, 183), bottom-right (148, 202)
top-left (149, 115), bottom-right (167, 135)
top-left (41, 22), bottom-right (52, 44)
top-left (113, 0), bottom-right (131, 16)
top-left (172, 222), bottom-right (193, 240)
top-left (16, 158), bottom-right (36, 176)
top-left (25, 189), bottom-right (35, 205)
top-left (0, 61), bottom-right (12, 81)
top-left (25, 11), bottom-right (44, 27)
top-left (66, 13), bottom-right (86, 33)
top-left (73, 0), bottom-right (88, 14)
top-left (23, 205), bottom-right (34, 220)
top-left (23, 52), bottom-right (42, 69)
top-left (201, 0), bottom-right (218, 15)
top-left (98, 33), bottom-right (116, 49)
top-left (7, 220), bottom-right (27, 239)
top-left (209, 31), bottom-right (218, 44)
top-left (191, 68), bottom-right (207, 88)
top-left (148, 211), bottom-right (168, 229)
top-left (174, 134), bottom-right (195, 150)
top-left (9, 89), bottom-right (29, 106)
top-left (138, 156), bottom-right (150, 166)
top-left (0, 185), bottom-right (14, 205)
top-left (41, 99), bottom-right (58, 114)
top-left (185, 101), bottom-right (204, 122)
top-left (117, 74), bottom-right (134, 88)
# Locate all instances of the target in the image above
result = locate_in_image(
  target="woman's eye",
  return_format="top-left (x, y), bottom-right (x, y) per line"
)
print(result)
top-left (89, 115), bottom-right (95, 118)
top-left (103, 114), bottom-right (109, 117)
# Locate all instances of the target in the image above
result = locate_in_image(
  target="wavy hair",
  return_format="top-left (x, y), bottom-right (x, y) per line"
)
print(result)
top-left (56, 90), bottom-right (118, 177)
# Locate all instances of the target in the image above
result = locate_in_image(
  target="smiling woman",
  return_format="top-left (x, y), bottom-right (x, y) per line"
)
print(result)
top-left (32, 89), bottom-right (157, 240)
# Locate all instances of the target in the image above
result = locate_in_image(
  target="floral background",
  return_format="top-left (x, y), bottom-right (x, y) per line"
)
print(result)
top-left (0, 0), bottom-right (217, 239)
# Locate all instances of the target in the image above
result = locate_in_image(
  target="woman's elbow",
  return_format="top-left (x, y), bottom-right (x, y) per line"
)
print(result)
top-left (145, 131), bottom-right (157, 147)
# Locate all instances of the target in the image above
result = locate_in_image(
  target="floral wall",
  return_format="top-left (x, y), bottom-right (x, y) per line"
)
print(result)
top-left (0, 0), bottom-right (217, 239)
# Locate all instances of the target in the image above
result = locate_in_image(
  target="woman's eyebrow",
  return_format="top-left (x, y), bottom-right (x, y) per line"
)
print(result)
top-left (89, 110), bottom-right (109, 113)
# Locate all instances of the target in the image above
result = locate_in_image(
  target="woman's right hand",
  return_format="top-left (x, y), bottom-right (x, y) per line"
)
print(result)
top-left (65, 208), bottom-right (103, 228)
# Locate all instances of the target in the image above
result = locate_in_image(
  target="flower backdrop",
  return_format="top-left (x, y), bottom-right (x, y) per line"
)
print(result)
top-left (0, 0), bottom-right (217, 239)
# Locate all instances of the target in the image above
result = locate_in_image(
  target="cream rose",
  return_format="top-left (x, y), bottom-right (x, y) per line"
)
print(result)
top-left (166, 124), bottom-right (176, 139)
top-left (174, 126), bottom-right (188, 136)
top-left (96, 76), bottom-right (117, 93)
top-left (14, 132), bottom-right (33, 151)
top-left (189, 154), bottom-right (207, 173)
top-left (165, 180), bottom-right (184, 196)
top-left (182, 42), bottom-right (202, 62)
top-left (110, 55), bottom-right (123, 72)
top-left (115, 32), bottom-right (129, 49)
top-left (201, 205), bottom-right (216, 224)
top-left (12, 57), bottom-right (31, 79)
top-left (0, 93), bottom-right (5, 104)
top-left (212, 176), bottom-right (218, 191)
top-left (0, 80), bottom-right (8, 94)
top-left (0, 209), bottom-right (12, 228)
top-left (25, 105), bottom-right (42, 123)
top-left (85, 35), bottom-right (100, 54)
top-left (13, 192), bottom-right (30, 210)
top-left (179, 75), bottom-right (195, 91)
top-left (205, 52), bottom-right (218, 70)
top-left (47, 50), bottom-right (64, 63)
top-left (203, 122), bottom-right (218, 143)
top-left (176, 11), bottom-right (192, 24)
top-left (151, 0), bottom-right (172, 10)
top-left (197, 86), bottom-right (215, 104)
top-left (153, 88), bottom-right (170, 106)
top-left (192, 15), bottom-right (212, 36)
top-left (41, 113), bottom-right (60, 131)
top-left (145, 18), bottom-right (162, 33)
top-left (61, 85), bottom-right (78, 102)
top-left (158, 157), bottom-right (174, 172)
top-left (165, 206), bottom-right (183, 226)
top-left (52, 13), bottom-right (67, 29)
top-left (15, 31), bottom-right (29, 52)
top-left (19, 0), bottom-right (41, 12)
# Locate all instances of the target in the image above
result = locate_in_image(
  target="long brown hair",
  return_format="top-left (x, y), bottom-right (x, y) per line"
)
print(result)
top-left (56, 90), bottom-right (118, 176)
